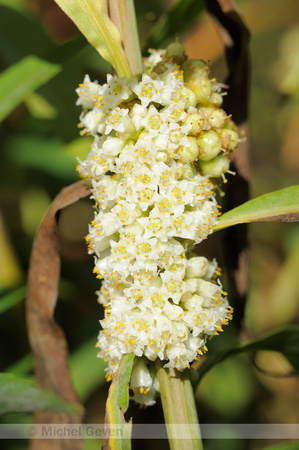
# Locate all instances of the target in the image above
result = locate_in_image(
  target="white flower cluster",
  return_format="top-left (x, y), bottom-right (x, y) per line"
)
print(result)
top-left (76, 45), bottom-right (237, 405)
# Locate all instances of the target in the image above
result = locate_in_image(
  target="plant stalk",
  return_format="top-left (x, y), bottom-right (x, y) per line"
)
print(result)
top-left (109, 0), bottom-right (143, 78)
top-left (155, 360), bottom-right (203, 450)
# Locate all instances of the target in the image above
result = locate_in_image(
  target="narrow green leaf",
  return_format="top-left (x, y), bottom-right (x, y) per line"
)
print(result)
top-left (0, 55), bottom-right (60, 122)
top-left (4, 354), bottom-right (33, 376)
top-left (196, 326), bottom-right (299, 386)
top-left (0, 373), bottom-right (80, 415)
top-left (116, 354), bottom-right (134, 413)
top-left (214, 186), bottom-right (299, 232)
top-left (0, 286), bottom-right (26, 314)
top-left (104, 353), bottom-right (134, 450)
top-left (53, 0), bottom-right (132, 78)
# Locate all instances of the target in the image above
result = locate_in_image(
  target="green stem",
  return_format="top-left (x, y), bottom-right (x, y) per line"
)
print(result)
top-left (109, 0), bottom-right (143, 77)
top-left (155, 360), bottom-right (203, 450)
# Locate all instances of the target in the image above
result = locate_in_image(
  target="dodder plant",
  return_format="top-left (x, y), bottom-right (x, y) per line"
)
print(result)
top-left (76, 45), bottom-right (238, 406)
top-left (17, 1), bottom-right (299, 449)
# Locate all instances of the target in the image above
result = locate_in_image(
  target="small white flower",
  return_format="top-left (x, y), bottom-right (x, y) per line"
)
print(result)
top-left (104, 107), bottom-right (130, 134)
top-left (131, 73), bottom-right (164, 107)
top-left (76, 75), bottom-right (99, 110)
top-left (140, 105), bottom-right (169, 137)
top-left (97, 74), bottom-right (132, 110)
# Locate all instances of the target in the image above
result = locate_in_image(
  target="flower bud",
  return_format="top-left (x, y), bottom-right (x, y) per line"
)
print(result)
top-left (181, 87), bottom-right (197, 108)
top-left (166, 42), bottom-right (185, 61)
top-left (220, 128), bottom-right (239, 151)
top-left (181, 294), bottom-right (204, 311)
top-left (185, 256), bottom-right (208, 278)
top-left (182, 59), bottom-right (210, 81)
top-left (197, 130), bottom-right (222, 161)
top-left (177, 136), bottom-right (199, 163)
top-left (182, 60), bottom-right (213, 105)
top-left (175, 163), bottom-right (195, 180)
top-left (201, 107), bottom-right (226, 129)
top-left (102, 137), bottom-right (125, 156)
top-left (184, 111), bottom-right (206, 135)
top-left (156, 151), bottom-right (167, 162)
top-left (130, 358), bottom-right (157, 406)
top-left (200, 154), bottom-right (230, 177)
top-left (209, 92), bottom-right (223, 107)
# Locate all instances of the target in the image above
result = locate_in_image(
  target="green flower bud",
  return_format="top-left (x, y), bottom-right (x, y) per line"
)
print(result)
top-left (209, 92), bottom-right (223, 107)
top-left (166, 42), bottom-right (185, 60)
top-left (197, 130), bottom-right (222, 161)
top-left (176, 164), bottom-right (195, 180)
top-left (177, 136), bottom-right (199, 163)
top-left (220, 128), bottom-right (239, 151)
top-left (200, 154), bottom-right (230, 178)
top-left (184, 111), bottom-right (206, 135)
top-left (182, 59), bottom-right (213, 105)
top-left (182, 87), bottom-right (197, 108)
top-left (182, 59), bottom-right (210, 81)
top-left (189, 78), bottom-right (213, 105)
top-left (201, 107), bottom-right (226, 129)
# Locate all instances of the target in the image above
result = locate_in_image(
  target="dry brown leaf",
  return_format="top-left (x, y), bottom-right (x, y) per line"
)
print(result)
top-left (26, 181), bottom-right (90, 450)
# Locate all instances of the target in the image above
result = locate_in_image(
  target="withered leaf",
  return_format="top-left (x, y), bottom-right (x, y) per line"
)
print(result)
top-left (26, 181), bottom-right (90, 450)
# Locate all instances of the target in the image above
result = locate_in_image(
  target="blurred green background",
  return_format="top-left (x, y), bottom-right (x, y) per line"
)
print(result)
top-left (0, 0), bottom-right (299, 449)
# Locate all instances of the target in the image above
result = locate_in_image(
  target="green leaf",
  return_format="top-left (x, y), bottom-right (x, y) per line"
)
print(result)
top-left (24, 92), bottom-right (58, 119)
top-left (143, 0), bottom-right (204, 51)
top-left (4, 338), bottom-right (106, 402)
top-left (104, 353), bottom-right (134, 450)
top-left (214, 185), bottom-right (299, 232)
top-left (5, 135), bottom-right (78, 180)
top-left (53, 0), bottom-right (132, 78)
top-left (196, 326), bottom-right (299, 387)
top-left (0, 286), bottom-right (26, 315)
top-left (0, 55), bottom-right (60, 122)
top-left (4, 354), bottom-right (33, 376)
top-left (0, 373), bottom-right (80, 415)
top-left (69, 338), bottom-right (106, 402)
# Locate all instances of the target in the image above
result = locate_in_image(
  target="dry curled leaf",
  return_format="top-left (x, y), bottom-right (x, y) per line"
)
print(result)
top-left (26, 181), bottom-right (90, 450)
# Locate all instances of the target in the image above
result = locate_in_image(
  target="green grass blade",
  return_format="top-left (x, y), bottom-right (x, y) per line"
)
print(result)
top-left (0, 55), bottom-right (60, 122)
top-left (0, 286), bottom-right (26, 315)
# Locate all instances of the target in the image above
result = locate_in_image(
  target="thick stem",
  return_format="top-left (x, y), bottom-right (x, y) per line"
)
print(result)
top-left (155, 360), bottom-right (203, 450)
